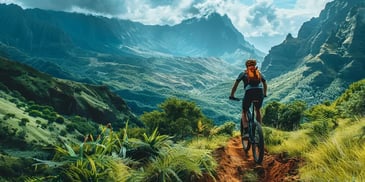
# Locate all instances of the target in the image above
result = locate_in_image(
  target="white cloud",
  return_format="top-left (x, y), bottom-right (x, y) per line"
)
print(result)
top-left (0, 0), bottom-right (333, 52)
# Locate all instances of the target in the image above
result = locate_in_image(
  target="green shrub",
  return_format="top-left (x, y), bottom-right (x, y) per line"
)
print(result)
top-left (68, 116), bottom-right (98, 135)
top-left (17, 130), bottom-right (26, 139)
top-left (263, 127), bottom-right (283, 145)
top-left (9, 98), bottom-right (18, 104)
top-left (141, 97), bottom-right (213, 140)
top-left (29, 110), bottom-right (42, 117)
top-left (334, 79), bottom-right (365, 118)
top-left (304, 104), bottom-right (337, 121)
top-left (210, 121), bottom-right (235, 136)
top-left (263, 100), bottom-right (306, 131)
top-left (49, 126), bottom-right (54, 131)
top-left (55, 116), bottom-right (65, 124)
top-left (307, 119), bottom-right (332, 145)
top-left (66, 123), bottom-right (76, 132)
top-left (60, 130), bottom-right (67, 136)
top-left (126, 127), bottom-right (147, 139)
top-left (3, 113), bottom-right (15, 120)
top-left (41, 123), bottom-right (47, 129)
top-left (19, 118), bottom-right (29, 126)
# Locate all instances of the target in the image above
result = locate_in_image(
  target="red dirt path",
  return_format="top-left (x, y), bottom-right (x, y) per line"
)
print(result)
top-left (201, 136), bottom-right (303, 182)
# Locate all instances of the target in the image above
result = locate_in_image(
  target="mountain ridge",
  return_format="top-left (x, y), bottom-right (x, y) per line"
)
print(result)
top-left (1, 0), bottom-right (364, 122)
top-left (262, 0), bottom-right (365, 105)
top-left (0, 57), bottom-right (141, 128)
top-left (0, 3), bottom-right (264, 63)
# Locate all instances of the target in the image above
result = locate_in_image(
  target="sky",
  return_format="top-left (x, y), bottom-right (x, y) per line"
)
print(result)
top-left (0, 0), bottom-right (333, 53)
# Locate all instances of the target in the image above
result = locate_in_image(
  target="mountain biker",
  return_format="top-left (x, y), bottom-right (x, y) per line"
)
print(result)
top-left (229, 59), bottom-right (267, 137)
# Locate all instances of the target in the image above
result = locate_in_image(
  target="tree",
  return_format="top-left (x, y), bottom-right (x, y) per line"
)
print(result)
top-left (141, 97), bottom-right (213, 140)
top-left (279, 101), bottom-right (306, 130)
top-left (263, 100), bottom-right (306, 131)
top-left (304, 103), bottom-right (337, 121)
top-left (262, 101), bottom-right (282, 128)
top-left (334, 79), bottom-right (365, 117)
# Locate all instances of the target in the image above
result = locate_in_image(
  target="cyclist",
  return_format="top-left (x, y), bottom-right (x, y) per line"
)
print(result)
top-left (229, 59), bottom-right (267, 137)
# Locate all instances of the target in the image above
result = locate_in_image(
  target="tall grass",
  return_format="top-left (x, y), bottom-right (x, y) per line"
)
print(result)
top-left (263, 117), bottom-right (364, 181)
top-left (300, 119), bottom-right (365, 181)
top-left (185, 134), bottom-right (231, 150)
top-left (263, 127), bottom-right (311, 156)
top-left (32, 124), bottom-right (218, 182)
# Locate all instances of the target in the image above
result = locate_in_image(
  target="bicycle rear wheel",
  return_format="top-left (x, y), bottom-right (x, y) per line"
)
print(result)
top-left (241, 120), bottom-right (250, 151)
top-left (251, 122), bottom-right (264, 164)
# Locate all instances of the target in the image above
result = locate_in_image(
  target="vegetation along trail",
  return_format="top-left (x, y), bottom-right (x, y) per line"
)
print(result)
top-left (203, 136), bottom-right (302, 182)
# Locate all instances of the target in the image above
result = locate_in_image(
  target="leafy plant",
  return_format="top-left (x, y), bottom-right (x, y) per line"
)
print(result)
top-left (141, 97), bottom-right (213, 140)
top-left (32, 122), bottom-right (217, 182)
top-left (19, 118), bottom-right (29, 126)
top-left (125, 128), bottom-right (173, 163)
top-left (33, 124), bottom-right (126, 181)
top-left (209, 121), bottom-right (235, 136)
top-left (128, 144), bottom-right (217, 182)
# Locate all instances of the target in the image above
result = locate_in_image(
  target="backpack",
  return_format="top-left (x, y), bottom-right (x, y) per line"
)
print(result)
top-left (246, 67), bottom-right (262, 86)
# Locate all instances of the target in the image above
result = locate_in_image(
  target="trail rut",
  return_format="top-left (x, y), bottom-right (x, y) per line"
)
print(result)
top-left (201, 136), bottom-right (303, 182)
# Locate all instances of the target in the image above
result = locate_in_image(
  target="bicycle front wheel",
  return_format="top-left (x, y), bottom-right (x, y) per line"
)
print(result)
top-left (252, 122), bottom-right (264, 164)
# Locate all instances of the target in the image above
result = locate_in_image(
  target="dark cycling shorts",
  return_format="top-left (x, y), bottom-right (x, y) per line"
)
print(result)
top-left (242, 88), bottom-right (264, 111)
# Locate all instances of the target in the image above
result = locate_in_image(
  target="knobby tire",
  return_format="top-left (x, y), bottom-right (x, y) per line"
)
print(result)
top-left (241, 122), bottom-right (250, 151)
top-left (252, 122), bottom-right (264, 164)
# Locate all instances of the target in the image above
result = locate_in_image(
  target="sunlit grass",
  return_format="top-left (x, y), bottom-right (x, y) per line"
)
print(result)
top-left (184, 134), bottom-right (231, 150)
top-left (262, 117), bottom-right (365, 181)
top-left (300, 118), bottom-right (365, 181)
top-left (264, 127), bottom-right (311, 157)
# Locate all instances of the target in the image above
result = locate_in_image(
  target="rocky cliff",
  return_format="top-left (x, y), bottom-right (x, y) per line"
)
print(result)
top-left (262, 0), bottom-right (365, 104)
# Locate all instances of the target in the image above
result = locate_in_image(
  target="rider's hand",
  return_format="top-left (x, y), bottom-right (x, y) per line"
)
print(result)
top-left (229, 96), bottom-right (239, 101)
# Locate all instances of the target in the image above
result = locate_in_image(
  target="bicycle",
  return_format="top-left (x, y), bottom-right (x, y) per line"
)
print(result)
top-left (229, 97), bottom-right (265, 164)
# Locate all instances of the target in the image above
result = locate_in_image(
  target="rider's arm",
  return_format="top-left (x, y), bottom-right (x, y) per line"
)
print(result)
top-left (230, 80), bottom-right (239, 97)
top-left (263, 80), bottom-right (267, 97)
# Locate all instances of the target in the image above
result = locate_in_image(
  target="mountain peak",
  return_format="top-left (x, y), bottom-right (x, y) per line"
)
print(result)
top-left (181, 12), bottom-right (235, 30)
top-left (0, 4), bottom-right (262, 63)
top-left (262, 0), bottom-right (365, 105)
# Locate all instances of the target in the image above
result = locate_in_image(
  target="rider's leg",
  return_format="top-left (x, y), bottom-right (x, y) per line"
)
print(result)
top-left (253, 89), bottom-right (264, 124)
top-left (255, 107), bottom-right (262, 124)
top-left (241, 110), bottom-right (248, 128)
top-left (242, 90), bottom-right (251, 131)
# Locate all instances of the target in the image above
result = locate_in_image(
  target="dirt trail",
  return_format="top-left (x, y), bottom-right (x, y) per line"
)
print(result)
top-left (202, 136), bottom-right (303, 182)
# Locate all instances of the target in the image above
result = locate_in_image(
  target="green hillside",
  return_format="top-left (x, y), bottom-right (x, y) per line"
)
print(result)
top-left (0, 55), bottom-right (364, 181)
top-left (264, 79), bottom-right (365, 181)
top-left (0, 57), bottom-right (140, 128)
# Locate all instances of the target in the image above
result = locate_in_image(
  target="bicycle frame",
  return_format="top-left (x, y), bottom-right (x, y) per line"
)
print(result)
top-left (247, 103), bottom-right (256, 143)
top-left (229, 96), bottom-right (264, 164)
top-left (242, 100), bottom-right (264, 164)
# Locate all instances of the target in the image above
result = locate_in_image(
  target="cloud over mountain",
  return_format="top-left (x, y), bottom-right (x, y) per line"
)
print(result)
top-left (1, 0), bottom-right (332, 52)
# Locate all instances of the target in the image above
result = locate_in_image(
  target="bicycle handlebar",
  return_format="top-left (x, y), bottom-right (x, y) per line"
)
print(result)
top-left (229, 95), bottom-right (267, 101)
top-left (229, 96), bottom-right (240, 101)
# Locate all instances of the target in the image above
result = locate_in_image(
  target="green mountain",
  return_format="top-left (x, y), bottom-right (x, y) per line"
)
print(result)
top-left (0, 57), bottom-right (140, 128)
top-left (0, 3), bottom-right (263, 62)
top-left (0, 3), bottom-right (259, 123)
top-left (0, 0), bottom-right (364, 124)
